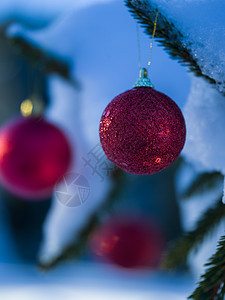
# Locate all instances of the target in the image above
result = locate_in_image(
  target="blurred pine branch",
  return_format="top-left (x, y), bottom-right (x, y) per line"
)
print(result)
top-left (0, 25), bottom-right (80, 88)
top-left (181, 172), bottom-right (223, 200)
top-left (189, 234), bottom-right (225, 300)
top-left (162, 198), bottom-right (225, 270)
top-left (125, 0), bottom-right (225, 96)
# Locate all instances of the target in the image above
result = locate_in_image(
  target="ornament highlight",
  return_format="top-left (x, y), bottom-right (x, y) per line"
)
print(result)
top-left (99, 68), bottom-right (186, 175)
top-left (89, 215), bottom-right (165, 269)
top-left (0, 117), bottom-right (72, 200)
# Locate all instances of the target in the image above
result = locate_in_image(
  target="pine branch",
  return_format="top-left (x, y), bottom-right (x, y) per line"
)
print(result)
top-left (181, 172), bottom-right (223, 200)
top-left (0, 26), bottom-right (80, 88)
top-left (125, 0), bottom-right (225, 96)
top-left (38, 168), bottom-right (126, 270)
top-left (189, 234), bottom-right (225, 300)
top-left (162, 197), bottom-right (225, 270)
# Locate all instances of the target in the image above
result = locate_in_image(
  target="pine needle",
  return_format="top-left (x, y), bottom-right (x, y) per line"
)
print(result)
top-left (181, 172), bottom-right (223, 200)
top-left (189, 234), bottom-right (225, 300)
top-left (162, 198), bottom-right (225, 270)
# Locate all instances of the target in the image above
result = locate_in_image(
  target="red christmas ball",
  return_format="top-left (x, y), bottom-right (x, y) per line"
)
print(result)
top-left (89, 216), bottom-right (165, 269)
top-left (99, 87), bottom-right (186, 175)
top-left (0, 117), bottom-right (72, 200)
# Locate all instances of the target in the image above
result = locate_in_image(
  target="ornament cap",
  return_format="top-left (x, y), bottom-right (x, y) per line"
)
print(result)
top-left (133, 68), bottom-right (154, 88)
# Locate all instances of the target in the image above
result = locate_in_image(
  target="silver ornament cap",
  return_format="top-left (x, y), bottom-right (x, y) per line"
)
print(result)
top-left (133, 68), bottom-right (154, 88)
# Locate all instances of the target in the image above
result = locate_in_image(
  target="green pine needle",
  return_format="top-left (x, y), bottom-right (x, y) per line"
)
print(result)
top-left (189, 234), bottom-right (225, 300)
top-left (162, 198), bottom-right (225, 270)
top-left (181, 172), bottom-right (223, 200)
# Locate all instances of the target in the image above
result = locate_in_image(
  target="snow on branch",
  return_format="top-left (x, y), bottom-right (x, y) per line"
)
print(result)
top-left (125, 0), bottom-right (225, 96)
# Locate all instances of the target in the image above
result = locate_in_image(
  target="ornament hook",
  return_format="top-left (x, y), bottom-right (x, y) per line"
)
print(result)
top-left (133, 68), bottom-right (154, 88)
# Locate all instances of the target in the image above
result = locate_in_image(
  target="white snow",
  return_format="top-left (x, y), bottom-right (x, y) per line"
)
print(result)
top-left (223, 177), bottom-right (225, 204)
top-left (183, 76), bottom-right (225, 174)
top-left (132, 0), bottom-right (225, 93)
top-left (176, 75), bottom-right (225, 276)
top-left (0, 262), bottom-right (194, 300)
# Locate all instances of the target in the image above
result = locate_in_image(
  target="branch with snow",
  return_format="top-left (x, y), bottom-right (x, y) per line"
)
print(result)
top-left (125, 0), bottom-right (225, 95)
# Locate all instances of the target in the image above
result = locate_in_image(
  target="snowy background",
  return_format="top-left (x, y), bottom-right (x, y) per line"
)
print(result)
top-left (1, 0), bottom-right (224, 299)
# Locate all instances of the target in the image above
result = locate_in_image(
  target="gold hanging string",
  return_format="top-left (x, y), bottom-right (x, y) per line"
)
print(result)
top-left (147, 9), bottom-right (159, 69)
top-left (136, 9), bottom-right (159, 70)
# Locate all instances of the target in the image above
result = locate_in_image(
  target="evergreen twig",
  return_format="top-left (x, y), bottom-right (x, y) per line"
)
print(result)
top-left (38, 168), bottom-right (125, 270)
top-left (125, 0), bottom-right (225, 96)
top-left (189, 234), bottom-right (225, 300)
top-left (181, 172), bottom-right (223, 200)
top-left (162, 198), bottom-right (225, 270)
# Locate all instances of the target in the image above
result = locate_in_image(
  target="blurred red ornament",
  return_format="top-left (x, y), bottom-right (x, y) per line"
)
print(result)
top-left (99, 86), bottom-right (186, 175)
top-left (89, 215), bottom-right (165, 269)
top-left (0, 117), bottom-right (72, 200)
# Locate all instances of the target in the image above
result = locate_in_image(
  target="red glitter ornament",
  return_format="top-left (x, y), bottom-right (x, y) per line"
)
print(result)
top-left (89, 215), bottom-right (165, 269)
top-left (0, 117), bottom-right (72, 200)
top-left (99, 69), bottom-right (186, 175)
